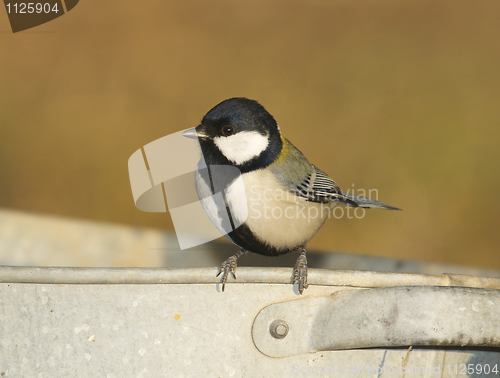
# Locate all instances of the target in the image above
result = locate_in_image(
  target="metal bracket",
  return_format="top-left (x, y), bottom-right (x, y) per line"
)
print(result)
top-left (252, 286), bottom-right (500, 357)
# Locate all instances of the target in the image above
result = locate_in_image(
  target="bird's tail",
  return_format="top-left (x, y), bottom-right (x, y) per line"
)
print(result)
top-left (338, 193), bottom-right (401, 211)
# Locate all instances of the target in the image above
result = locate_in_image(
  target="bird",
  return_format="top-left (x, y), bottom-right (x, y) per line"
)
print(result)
top-left (182, 97), bottom-right (400, 294)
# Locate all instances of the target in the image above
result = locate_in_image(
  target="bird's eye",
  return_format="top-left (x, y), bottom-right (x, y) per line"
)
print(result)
top-left (222, 126), bottom-right (235, 136)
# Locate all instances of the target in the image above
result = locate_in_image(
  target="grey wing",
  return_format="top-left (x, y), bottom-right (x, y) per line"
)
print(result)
top-left (294, 166), bottom-right (400, 210)
top-left (294, 166), bottom-right (358, 206)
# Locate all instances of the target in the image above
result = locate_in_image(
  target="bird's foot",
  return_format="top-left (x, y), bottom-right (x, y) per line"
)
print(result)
top-left (293, 246), bottom-right (308, 294)
top-left (216, 249), bottom-right (246, 292)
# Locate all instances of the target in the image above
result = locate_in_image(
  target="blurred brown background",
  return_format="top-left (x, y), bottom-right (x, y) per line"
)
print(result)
top-left (1, 0), bottom-right (499, 269)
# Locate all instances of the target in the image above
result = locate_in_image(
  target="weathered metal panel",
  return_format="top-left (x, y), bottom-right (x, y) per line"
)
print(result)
top-left (1, 267), bottom-right (499, 377)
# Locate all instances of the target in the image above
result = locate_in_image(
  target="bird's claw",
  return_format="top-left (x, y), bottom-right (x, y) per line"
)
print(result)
top-left (217, 250), bottom-right (245, 292)
top-left (293, 249), bottom-right (308, 294)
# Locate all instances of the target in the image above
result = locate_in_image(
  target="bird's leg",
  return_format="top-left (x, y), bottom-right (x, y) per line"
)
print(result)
top-left (216, 249), bottom-right (247, 292)
top-left (293, 244), bottom-right (309, 294)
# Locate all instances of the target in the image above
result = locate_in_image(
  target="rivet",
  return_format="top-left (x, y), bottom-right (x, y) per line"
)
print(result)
top-left (270, 319), bottom-right (289, 339)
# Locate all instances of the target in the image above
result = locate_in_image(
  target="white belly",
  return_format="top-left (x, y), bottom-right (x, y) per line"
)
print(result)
top-left (226, 169), bottom-right (332, 250)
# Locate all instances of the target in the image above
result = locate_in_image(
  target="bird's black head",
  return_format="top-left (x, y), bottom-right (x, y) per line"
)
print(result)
top-left (183, 98), bottom-right (283, 173)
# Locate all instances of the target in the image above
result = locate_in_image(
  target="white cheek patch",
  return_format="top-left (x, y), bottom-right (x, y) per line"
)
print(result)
top-left (213, 131), bottom-right (269, 165)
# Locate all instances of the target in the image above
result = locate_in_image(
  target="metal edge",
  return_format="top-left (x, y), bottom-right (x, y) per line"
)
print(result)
top-left (0, 266), bottom-right (499, 289)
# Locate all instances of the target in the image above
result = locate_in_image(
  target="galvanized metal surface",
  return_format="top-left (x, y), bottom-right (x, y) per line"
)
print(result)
top-left (1, 267), bottom-right (499, 377)
top-left (1, 282), bottom-right (499, 378)
top-left (252, 286), bottom-right (500, 357)
top-left (1, 266), bottom-right (500, 289)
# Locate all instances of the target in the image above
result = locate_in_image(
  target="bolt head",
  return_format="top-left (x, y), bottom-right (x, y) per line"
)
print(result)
top-left (270, 319), bottom-right (289, 339)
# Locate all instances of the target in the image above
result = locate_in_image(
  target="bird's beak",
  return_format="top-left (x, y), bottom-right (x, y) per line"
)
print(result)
top-left (182, 125), bottom-right (208, 140)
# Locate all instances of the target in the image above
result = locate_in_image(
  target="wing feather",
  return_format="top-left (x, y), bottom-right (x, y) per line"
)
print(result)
top-left (293, 166), bottom-right (401, 210)
top-left (293, 166), bottom-right (358, 206)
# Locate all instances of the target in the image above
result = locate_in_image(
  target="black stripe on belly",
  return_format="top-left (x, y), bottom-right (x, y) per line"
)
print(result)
top-left (227, 223), bottom-right (298, 257)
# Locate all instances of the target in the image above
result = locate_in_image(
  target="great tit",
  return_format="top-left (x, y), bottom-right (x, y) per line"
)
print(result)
top-left (183, 97), bottom-right (400, 294)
